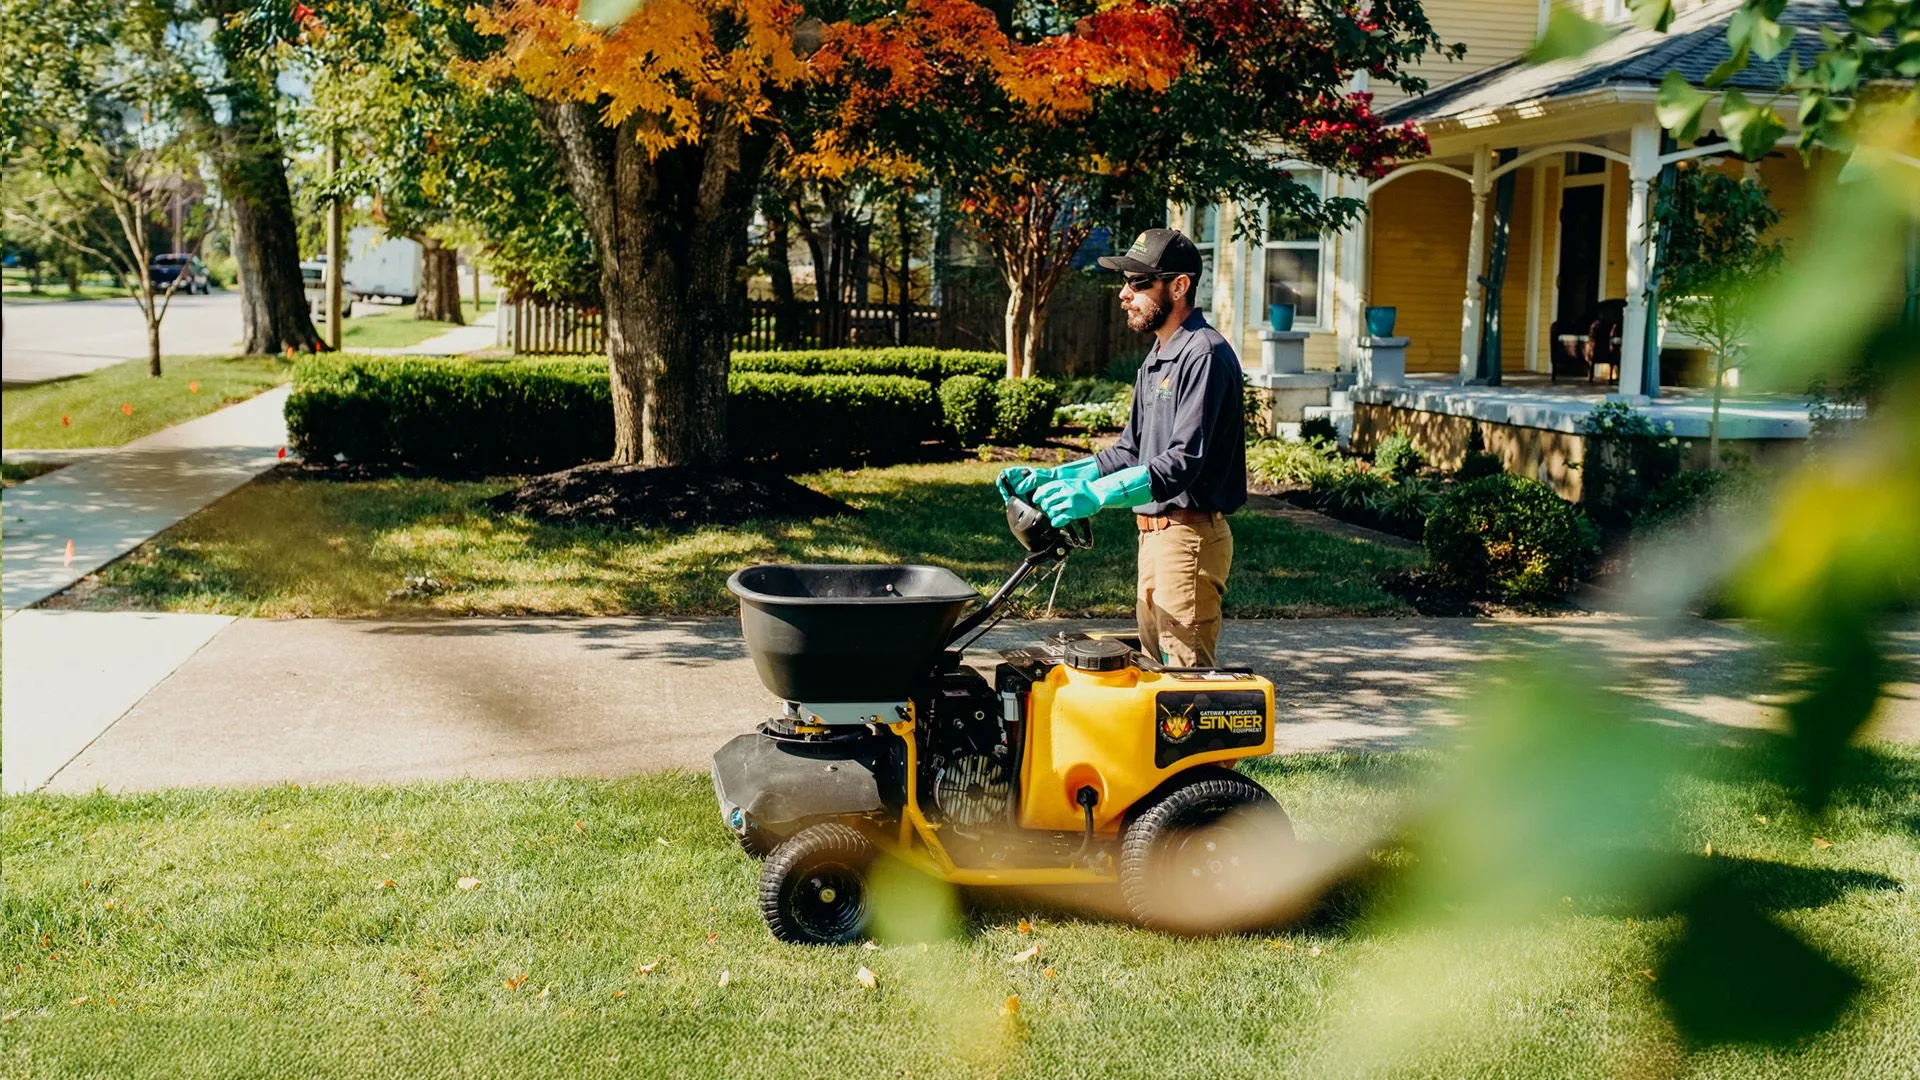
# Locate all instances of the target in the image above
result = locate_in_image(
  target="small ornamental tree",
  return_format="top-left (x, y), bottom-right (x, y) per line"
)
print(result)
top-left (1654, 166), bottom-right (1783, 466)
top-left (812, 0), bottom-right (1454, 378)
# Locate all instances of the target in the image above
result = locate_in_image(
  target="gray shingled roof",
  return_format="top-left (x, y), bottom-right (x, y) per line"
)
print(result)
top-left (1381, 0), bottom-right (1854, 125)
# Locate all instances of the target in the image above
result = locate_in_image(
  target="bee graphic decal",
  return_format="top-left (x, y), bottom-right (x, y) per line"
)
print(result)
top-left (1158, 702), bottom-right (1195, 743)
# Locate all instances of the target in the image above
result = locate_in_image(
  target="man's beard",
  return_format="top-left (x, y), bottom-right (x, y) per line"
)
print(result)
top-left (1126, 295), bottom-right (1170, 334)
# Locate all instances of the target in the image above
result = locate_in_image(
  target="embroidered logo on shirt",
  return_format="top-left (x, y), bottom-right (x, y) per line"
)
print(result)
top-left (1155, 374), bottom-right (1173, 398)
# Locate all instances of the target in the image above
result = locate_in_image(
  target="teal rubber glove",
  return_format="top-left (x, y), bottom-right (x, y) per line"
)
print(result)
top-left (996, 457), bottom-right (1100, 502)
top-left (1033, 465), bottom-right (1153, 526)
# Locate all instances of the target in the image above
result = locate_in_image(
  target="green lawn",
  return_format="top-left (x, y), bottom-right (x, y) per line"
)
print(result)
top-left (1, 269), bottom-right (128, 303)
top-left (339, 299), bottom-right (495, 350)
top-left (2, 355), bottom-right (292, 450)
top-left (59, 459), bottom-right (1422, 618)
top-left (0, 461), bottom-right (65, 487)
top-left (3, 746), bottom-right (1915, 1077)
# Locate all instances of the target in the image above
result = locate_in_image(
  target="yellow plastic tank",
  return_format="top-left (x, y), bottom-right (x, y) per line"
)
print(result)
top-left (1018, 661), bottom-right (1274, 834)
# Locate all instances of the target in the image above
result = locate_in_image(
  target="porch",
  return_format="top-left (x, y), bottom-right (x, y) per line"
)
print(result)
top-left (1348, 373), bottom-right (1818, 501)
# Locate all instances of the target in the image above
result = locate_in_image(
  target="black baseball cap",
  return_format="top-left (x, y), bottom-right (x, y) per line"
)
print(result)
top-left (1096, 228), bottom-right (1204, 277)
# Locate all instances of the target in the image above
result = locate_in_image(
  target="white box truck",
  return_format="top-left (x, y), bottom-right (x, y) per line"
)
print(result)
top-left (344, 227), bottom-right (423, 303)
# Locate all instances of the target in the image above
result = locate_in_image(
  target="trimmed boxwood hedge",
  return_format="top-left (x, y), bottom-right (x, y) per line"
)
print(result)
top-left (730, 347), bottom-right (1001, 386)
top-left (286, 355), bottom-right (938, 472)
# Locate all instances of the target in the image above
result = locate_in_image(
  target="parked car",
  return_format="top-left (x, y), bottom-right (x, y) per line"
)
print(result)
top-left (344, 227), bottom-right (422, 303)
top-left (301, 258), bottom-right (354, 320)
top-left (149, 253), bottom-right (210, 294)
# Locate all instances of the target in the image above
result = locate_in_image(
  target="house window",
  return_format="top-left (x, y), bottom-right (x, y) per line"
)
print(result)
top-left (1262, 171), bottom-right (1326, 326)
top-left (1564, 152), bottom-right (1608, 176)
top-left (1185, 202), bottom-right (1218, 311)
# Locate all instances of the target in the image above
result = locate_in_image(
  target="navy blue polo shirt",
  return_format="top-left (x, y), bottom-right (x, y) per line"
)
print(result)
top-left (1094, 309), bottom-right (1247, 516)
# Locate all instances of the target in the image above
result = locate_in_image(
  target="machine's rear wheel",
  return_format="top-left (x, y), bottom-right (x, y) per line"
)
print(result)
top-left (760, 823), bottom-right (875, 945)
top-left (1119, 767), bottom-right (1294, 935)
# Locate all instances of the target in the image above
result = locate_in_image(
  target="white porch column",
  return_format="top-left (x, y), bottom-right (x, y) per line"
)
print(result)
top-left (1458, 146), bottom-right (1492, 382)
top-left (1336, 175), bottom-right (1370, 371)
top-left (1524, 161), bottom-right (1546, 372)
top-left (1619, 122), bottom-right (1660, 398)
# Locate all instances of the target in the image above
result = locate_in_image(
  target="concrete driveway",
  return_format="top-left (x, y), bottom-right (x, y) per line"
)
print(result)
top-left (2, 291), bottom-right (244, 385)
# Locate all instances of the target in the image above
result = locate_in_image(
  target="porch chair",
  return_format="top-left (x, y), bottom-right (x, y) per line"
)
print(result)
top-left (1549, 307), bottom-right (1595, 383)
top-left (1583, 299), bottom-right (1626, 384)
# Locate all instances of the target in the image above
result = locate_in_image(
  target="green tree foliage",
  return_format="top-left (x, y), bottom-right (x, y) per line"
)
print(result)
top-left (1654, 167), bottom-right (1785, 465)
top-left (296, 0), bottom-right (598, 311)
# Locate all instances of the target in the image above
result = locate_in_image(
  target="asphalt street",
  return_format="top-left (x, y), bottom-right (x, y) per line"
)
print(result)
top-left (1, 291), bottom-right (244, 385)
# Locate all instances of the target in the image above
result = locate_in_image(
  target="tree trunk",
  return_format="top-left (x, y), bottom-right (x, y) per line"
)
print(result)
top-left (228, 183), bottom-right (324, 354)
top-left (148, 319), bottom-right (162, 378)
top-left (1708, 350), bottom-right (1725, 469)
top-left (539, 102), bottom-right (768, 466)
top-left (767, 211), bottom-right (799, 347)
top-left (417, 238), bottom-right (465, 324)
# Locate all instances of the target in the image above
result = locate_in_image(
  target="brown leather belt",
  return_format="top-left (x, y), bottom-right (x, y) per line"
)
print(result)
top-left (1136, 509), bottom-right (1219, 532)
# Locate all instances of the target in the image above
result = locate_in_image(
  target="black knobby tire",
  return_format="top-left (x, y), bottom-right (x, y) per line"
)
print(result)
top-left (1119, 766), bottom-right (1294, 934)
top-left (759, 823), bottom-right (876, 945)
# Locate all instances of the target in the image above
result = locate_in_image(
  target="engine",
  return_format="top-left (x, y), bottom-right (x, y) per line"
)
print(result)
top-left (920, 669), bottom-right (1018, 830)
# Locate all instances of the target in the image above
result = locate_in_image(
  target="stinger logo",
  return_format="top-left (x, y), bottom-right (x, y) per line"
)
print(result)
top-left (1158, 703), bottom-right (1195, 743)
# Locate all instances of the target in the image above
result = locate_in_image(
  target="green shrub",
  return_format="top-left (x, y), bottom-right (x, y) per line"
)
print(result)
top-left (1372, 431), bottom-right (1424, 478)
top-left (729, 372), bottom-right (937, 462)
top-left (1424, 474), bottom-right (1599, 601)
top-left (1055, 398), bottom-right (1130, 431)
top-left (1300, 416), bottom-right (1338, 444)
top-left (730, 347), bottom-right (1000, 387)
top-left (993, 377), bottom-right (1061, 444)
top-left (1635, 466), bottom-right (1763, 534)
top-left (940, 374), bottom-right (997, 445)
top-left (1576, 400), bottom-right (1685, 520)
top-left (1056, 377), bottom-right (1132, 405)
top-left (288, 355), bottom-right (938, 472)
top-left (1246, 436), bottom-right (1340, 488)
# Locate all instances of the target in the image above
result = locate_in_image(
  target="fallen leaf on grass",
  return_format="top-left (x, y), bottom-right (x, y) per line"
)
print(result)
top-left (456, 877), bottom-right (482, 891)
top-left (1, 1009), bottom-right (20, 1023)
top-left (102, 899), bottom-right (117, 911)
top-left (69, 997), bottom-right (90, 1006)
top-left (862, 941), bottom-right (880, 952)
top-left (705, 932), bottom-right (719, 946)
top-left (656, 837), bottom-right (671, 847)
top-left (636, 960), bottom-right (660, 975)
top-left (1638, 969), bottom-right (1657, 982)
top-left (60, 415), bottom-right (70, 427)
top-left (574, 820), bottom-right (586, 832)
top-left (504, 972), bottom-right (528, 991)
top-left (37, 936), bottom-right (50, 950)
top-left (612, 990), bottom-right (626, 999)
top-left (718, 970), bottom-right (731, 988)
top-left (375, 880), bottom-right (396, 890)
top-left (538, 984), bottom-right (551, 1001)
top-left (1008, 945), bottom-right (1040, 965)
top-left (1000, 994), bottom-right (1019, 1017)
top-left (1813, 837), bottom-right (1833, 849)
top-left (120, 403), bottom-right (132, 416)
top-left (1017, 918), bottom-right (1033, 935)
top-left (1704, 842), bottom-right (1713, 857)
top-left (855, 966), bottom-right (878, 990)
top-left (189, 381), bottom-right (199, 394)
top-left (1042, 967), bottom-right (1056, 979)
top-left (1308, 946), bottom-right (1323, 957)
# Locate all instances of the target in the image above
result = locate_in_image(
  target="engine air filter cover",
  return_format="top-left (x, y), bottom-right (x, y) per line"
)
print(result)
top-left (1064, 638), bottom-right (1131, 672)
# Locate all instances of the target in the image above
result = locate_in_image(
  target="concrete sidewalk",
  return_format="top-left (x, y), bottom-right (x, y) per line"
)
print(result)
top-left (0, 385), bottom-right (291, 610)
top-left (28, 614), bottom-right (1920, 794)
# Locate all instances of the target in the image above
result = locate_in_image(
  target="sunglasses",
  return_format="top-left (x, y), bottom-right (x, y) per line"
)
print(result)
top-left (1122, 272), bottom-right (1174, 291)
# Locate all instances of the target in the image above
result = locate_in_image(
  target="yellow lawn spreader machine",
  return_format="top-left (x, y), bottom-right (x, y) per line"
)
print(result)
top-left (711, 495), bottom-right (1293, 944)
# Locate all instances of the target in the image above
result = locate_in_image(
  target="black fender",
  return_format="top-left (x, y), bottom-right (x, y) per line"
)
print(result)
top-left (710, 731), bottom-right (898, 840)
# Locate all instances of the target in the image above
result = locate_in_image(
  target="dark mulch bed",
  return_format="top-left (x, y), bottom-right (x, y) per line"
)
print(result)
top-left (484, 462), bottom-right (860, 531)
top-left (1379, 568), bottom-right (1479, 617)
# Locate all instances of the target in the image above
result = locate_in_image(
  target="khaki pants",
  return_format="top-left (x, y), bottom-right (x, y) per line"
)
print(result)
top-left (1136, 514), bottom-right (1233, 667)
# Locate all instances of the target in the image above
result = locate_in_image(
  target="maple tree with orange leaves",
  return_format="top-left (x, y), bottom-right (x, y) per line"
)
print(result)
top-left (809, 0), bottom-right (1454, 378)
top-left (471, 0), bottom-right (1454, 460)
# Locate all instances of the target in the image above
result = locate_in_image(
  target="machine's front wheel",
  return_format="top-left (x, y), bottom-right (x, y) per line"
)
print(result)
top-left (759, 823), bottom-right (875, 945)
top-left (1119, 767), bottom-right (1294, 935)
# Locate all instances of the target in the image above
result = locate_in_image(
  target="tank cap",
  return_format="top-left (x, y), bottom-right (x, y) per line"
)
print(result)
top-left (1064, 638), bottom-right (1131, 672)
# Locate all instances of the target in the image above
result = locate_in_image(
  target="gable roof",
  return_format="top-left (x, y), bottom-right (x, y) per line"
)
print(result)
top-left (1381, 0), bottom-right (1854, 126)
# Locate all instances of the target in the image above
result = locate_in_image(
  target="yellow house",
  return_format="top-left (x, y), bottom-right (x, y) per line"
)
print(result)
top-left (1189, 0), bottom-right (1892, 499)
